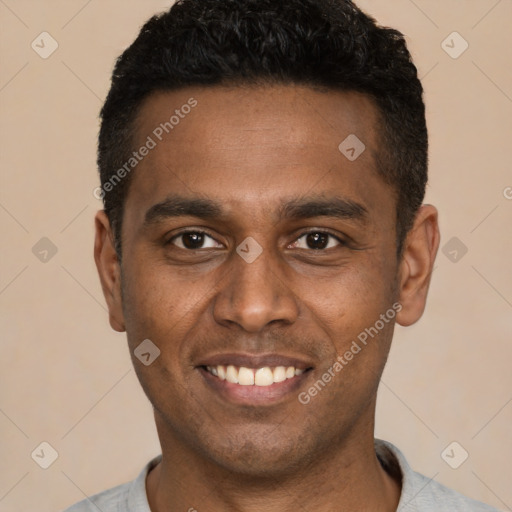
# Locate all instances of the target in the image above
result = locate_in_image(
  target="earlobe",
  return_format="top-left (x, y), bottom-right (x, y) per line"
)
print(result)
top-left (396, 205), bottom-right (440, 327)
top-left (94, 210), bottom-right (126, 332)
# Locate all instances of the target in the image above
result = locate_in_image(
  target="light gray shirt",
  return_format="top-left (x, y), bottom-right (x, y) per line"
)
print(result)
top-left (63, 439), bottom-right (499, 511)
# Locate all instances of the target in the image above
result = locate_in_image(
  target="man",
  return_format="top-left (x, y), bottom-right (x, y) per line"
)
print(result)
top-left (65, 0), bottom-right (498, 510)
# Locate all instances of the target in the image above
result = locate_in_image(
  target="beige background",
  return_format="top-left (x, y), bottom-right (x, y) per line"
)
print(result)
top-left (1, 1), bottom-right (511, 511)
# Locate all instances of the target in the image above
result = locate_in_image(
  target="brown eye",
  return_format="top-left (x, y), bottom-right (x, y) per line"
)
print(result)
top-left (170, 231), bottom-right (222, 250)
top-left (292, 231), bottom-right (342, 250)
top-left (306, 232), bottom-right (329, 249)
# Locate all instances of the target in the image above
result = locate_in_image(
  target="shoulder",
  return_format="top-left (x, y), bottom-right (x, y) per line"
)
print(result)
top-left (62, 481), bottom-right (130, 511)
top-left (375, 439), bottom-right (501, 512)
top-left (402, 469), bottom-right (501, 511)
top-left (61, 455), bottom-right (161, 512)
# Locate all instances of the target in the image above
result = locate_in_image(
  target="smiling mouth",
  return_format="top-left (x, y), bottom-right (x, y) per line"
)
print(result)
top-left (203, 364), bottom-right (309, 386)
top-left (196, 353), bottom-right (314, 404)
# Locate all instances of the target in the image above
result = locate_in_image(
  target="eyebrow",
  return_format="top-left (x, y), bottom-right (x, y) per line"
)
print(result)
top-left (144, 196), bottom-right (223, 226)
top-left (143, 194), bottom-right (369, 226)
top-left (278, 196), bottom-right (368, 223)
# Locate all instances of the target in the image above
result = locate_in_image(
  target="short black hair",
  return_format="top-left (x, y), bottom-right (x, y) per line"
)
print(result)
top-left (98, 0), bottom-right (427, 258)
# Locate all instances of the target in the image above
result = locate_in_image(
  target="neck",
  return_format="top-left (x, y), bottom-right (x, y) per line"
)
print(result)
top-left (146, 418), bottom-right (401, 512)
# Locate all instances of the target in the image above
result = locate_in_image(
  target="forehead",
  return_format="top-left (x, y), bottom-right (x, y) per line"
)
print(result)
top-left (134, 85), bottom-right (379, 157)
top-left (124, 84), bottom-right (394, 228)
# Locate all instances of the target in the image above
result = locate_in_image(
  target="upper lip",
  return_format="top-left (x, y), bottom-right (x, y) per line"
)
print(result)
top-left (196, 353), bottom-right (314, 370)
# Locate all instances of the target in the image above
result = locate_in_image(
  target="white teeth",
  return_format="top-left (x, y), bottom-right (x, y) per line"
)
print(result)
top-left (255, 367), bottom-right (274, 386)
top-left (206, 364), bottom-right (307, 387)
top-left (217, 365), bottom-right (226, 380)
top-left (226, 365), bottom-right (239, 384)
top-left (238, 366), bottom-right (255, 385)
top-left (273, 366), bottom-right (287, 383)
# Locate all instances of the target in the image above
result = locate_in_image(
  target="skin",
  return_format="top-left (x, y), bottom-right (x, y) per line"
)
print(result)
top-left (95, 84), bottom-right (440, 512)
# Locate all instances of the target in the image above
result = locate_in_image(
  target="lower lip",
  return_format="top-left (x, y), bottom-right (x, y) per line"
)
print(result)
top-left (198, 367), bottom-right (312, 405)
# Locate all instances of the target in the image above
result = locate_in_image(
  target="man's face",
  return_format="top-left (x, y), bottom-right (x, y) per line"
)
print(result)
top-left (105, 85), bottom-right (404, 475)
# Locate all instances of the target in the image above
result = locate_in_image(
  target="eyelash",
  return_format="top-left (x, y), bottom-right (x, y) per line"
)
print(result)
top-left (167, 229), bottom-right (346, 250)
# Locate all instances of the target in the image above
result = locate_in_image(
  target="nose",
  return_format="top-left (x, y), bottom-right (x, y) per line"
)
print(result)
top-left (213, 245), bottom-right (300, 333)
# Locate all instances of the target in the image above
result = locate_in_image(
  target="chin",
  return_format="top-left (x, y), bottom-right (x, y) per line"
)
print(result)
top-left (193, 426), bottom-right (319, 479)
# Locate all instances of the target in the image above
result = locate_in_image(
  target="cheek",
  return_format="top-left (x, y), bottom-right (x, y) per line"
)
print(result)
top-left (121, 260), bottom-right (204, 332)
top-left (294, 254), bottom-right (398, 397)
top-left (121, 265), bottom-right (201, 407)
top-left (120, 259), bottom-right (220, 383)
top-left (304, 279), bottom-right (397, 419)
top-left (300, 253), bottom-right (397, 331)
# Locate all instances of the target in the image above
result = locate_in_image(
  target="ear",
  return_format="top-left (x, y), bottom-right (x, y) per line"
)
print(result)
top-left (94, 210), bottom-right (126, 332)
top-left (396, 204), bottom-right (440, 327)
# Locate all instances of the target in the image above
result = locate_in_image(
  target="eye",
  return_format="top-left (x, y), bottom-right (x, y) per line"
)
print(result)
top-left (291, 231), bottom-right (343, 250)
top-left (169, 231), bottom-right (223, 250)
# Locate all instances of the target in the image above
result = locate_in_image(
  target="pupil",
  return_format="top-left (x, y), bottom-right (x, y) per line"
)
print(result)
top-left (307, 232), bottom-right (327, 249)
top-left (183, 232), bottom-right (204, 249)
